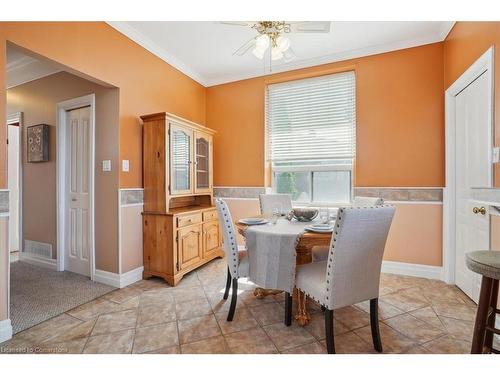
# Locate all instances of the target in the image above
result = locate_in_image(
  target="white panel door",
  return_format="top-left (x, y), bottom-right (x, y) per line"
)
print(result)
top-left (455, 71), bottom-right (491, 303)
top-left (65, 106), bottom-right (91, 276)
top-left (8, 124), bottom-right (20, 253)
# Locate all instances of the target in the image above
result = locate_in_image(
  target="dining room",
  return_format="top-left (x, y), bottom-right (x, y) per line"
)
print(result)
top-left (1, 2), bottom-right (500, 373)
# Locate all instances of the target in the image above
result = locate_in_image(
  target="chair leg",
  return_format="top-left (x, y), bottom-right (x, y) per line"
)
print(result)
top-left (227, 278), bottom-right (238, 321)
top-left (471, 276), bottom-right (494, 354)
top-left (325, 309), bottom-right (336, 354)
top-left (370, 298), bottom-right (383, 352)
top-left (284, 292), bottom-right (292, 326)
top-left (223, 267), bottom-right (231, 300)
top-left (321, 305), bottom-right (326, 312)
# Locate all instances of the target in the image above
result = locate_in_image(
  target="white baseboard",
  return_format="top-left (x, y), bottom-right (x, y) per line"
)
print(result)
top-left (0, 319), bottom-right (13, 343)
top-left (19, 252), bottom-right (57, 271)
top-left (382, 260), bottom-right (443, 280)
top-left (93, 266), bottom-right (144, 289)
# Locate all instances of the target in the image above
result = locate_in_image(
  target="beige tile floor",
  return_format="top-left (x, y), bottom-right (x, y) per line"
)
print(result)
top-left (0, 258), bottom-right (485, 354)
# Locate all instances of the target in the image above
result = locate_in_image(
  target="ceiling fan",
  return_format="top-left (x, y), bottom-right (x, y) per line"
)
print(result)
top-left (220, 21), bottom-right (331, 64)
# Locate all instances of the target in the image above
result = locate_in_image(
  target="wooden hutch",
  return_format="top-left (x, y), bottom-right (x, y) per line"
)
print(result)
top-left (141, 112), bottom-right (223, 286)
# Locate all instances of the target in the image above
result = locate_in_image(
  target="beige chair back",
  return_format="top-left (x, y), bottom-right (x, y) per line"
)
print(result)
top-left (259, 193), bottom-right (293, 215)
top-left (324, 205), bottom-right (395, 309)
top-left (215, 198), bottom-right (240, 278)
top-left (352, 196), bottom-right (384, 207)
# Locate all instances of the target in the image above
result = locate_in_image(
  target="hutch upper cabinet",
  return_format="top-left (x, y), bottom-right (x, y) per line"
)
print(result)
top-left (141, 112), bottom-right (222, 286)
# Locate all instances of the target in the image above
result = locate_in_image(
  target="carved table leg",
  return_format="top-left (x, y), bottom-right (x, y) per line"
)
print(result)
top-left (295, 289), bottom-right (311, 326)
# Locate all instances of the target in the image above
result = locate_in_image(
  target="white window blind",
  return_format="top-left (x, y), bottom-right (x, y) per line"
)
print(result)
top-left (266, 71), bottom-right (356, 167)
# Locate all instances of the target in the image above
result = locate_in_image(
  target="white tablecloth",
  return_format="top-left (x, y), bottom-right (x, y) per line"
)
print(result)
top-left (244, 218), bottom-right (320, 293)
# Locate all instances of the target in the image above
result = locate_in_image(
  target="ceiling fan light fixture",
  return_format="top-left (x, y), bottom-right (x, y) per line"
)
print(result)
top-left (252, 45), bottom-right (267, 60)
top-left (271, 47), bottom-right (283, 61)
top-left (282, 48), bottom-right (296, 63)
top-left (276, 36), bottom-right (290, 52)
top-left (255, 34), bottom-right (270, 49)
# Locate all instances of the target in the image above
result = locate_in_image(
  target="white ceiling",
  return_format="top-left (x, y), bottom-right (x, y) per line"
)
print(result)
top-left (108, 21), bottom-right (454, 87)
top-left (6, 47), bottom-right (61, 89)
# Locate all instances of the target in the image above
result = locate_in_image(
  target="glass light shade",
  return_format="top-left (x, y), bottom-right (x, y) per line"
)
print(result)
top-left (252, 46), bottom-right (267, 59)
top-left (276, 36), bottom-right (290, 52)
top-left (271, 47), bottom-right (283, 61)
top-left (255, 34), bottom-right (270, 49)
top-left (283, 48), bottom-right (296, 63)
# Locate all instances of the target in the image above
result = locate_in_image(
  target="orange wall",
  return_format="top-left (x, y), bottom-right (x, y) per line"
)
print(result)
top-left (444, 22), bottom-right (500, 185)
top-left (207, 42), bottom-right (445, 188)
top-left (0, 22), bottom-right (206, 189)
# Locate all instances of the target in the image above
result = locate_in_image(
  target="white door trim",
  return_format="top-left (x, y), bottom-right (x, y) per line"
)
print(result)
top-left (56, 94), bottom-right (96, 280)
top-left (6, 112), bottom-right (22, 323)
top-left (6, 112), bottom-right (23, 257)
top-left (443, 46), bottom-right (495, 284)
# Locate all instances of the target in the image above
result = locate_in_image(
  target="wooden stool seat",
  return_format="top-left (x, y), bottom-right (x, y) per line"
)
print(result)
top-left (466, 250), bottom-right (500, 354)
top-left (466, 251), bottom-right (500, 280)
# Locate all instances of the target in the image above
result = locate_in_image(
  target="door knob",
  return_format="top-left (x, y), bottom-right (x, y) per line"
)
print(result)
top-left (472, 206), bottom-right (487, 215)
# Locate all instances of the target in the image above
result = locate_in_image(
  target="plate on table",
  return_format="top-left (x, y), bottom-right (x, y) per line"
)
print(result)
top-left (304, 224), bottom-right (334, 233)
top-left (238, 218), bottom-right (269, 225)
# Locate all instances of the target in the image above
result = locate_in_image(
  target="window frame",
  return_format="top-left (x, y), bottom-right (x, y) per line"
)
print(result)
top-left (272, 164), bottom-right (353, 207)
top-left (266, 72), bottom-right (356, 206)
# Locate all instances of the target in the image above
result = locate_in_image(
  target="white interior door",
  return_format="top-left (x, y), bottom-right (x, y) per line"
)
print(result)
top-left (8, 124), bottom-right (20, 253)
top-left (65, 106), bottom-right (91, 276)
top-left (454, 71), bottom-right (491, 303)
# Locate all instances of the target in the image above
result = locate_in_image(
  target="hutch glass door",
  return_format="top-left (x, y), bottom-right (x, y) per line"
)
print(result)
top-left (170, 124), bottom-right (192, 194)
top-left (195, 134), bottom-right (211, 193)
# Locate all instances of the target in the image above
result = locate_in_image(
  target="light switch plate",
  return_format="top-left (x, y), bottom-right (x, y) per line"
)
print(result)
top-left (102, 160), bottom-right (111, 172)
top-left (122, 160), bottom-right (130, 172)
top-left (494, 147), bottom-right (500, 163)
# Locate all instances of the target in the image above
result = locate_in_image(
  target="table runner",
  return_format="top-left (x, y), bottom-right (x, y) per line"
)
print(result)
top-left (244, 218), bottom-right (319, 293)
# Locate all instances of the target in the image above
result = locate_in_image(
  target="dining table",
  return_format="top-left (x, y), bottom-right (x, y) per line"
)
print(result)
top-left (235, 214), bottom-right (333, 326)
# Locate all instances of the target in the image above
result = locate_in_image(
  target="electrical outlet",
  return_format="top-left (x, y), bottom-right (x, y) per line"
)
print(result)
top-left (122, 160), bottom-right (130, 172)
top-left (102, 160), bottom-right (111, 172)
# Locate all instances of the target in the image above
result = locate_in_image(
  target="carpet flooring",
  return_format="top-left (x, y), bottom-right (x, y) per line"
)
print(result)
top-left (10, 261), bottom-right (115, 334)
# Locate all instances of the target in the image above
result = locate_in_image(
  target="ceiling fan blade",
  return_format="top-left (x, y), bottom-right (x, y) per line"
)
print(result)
top-left (233, 38), bottom-right (256, 56)
top-left (218, 21), bottom-right (254, 27)
top-left (283, 47), bottom-right (296, 63)
top-left (288, 21), bottom-right (331, 33)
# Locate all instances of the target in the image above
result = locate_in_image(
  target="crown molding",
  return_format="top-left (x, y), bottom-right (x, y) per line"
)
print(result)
top-left (204, 33), bottom-right (450, 86)
top-left (106, 21), bottom-right (208, 86)
top-left (107, 21), bottom-right (456, 88)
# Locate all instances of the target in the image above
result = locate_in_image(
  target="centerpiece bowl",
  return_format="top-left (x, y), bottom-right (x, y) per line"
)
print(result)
top-left (290, 208), bottom-right (319, 222)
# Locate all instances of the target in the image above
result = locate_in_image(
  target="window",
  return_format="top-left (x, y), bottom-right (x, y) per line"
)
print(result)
top-left (266, 71), bottom-right (356, 205)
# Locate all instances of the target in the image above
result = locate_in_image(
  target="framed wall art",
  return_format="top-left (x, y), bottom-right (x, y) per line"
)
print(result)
top-left (27, 124), bottom-right (49, 162)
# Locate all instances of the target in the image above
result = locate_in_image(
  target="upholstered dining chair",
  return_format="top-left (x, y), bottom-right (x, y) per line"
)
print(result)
top-left (259, 193), bottom-right (293, 215)
top-left (311, 196), bottom-right (385, 263)
top-left (286, 205), bottom-right (396, 354)
top-left (215, 198), bottom-right (250, 321)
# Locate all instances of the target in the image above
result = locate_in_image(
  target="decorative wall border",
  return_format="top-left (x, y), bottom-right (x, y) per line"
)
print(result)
top-left (214, 186), bottom-right (443, 202)
top-left (120, 188), bottom-right (144, 206)
top-left (353, 187), bottom-right (443, 202)
top-left (0, 190), bottom-right (9, 213)
top-left (214, 187), bottom-right (266, 199)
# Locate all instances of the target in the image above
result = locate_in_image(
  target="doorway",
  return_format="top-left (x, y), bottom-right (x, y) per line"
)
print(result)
top-left (444, 47), bottom-right (494, 303)
top-left (57, 95), bottom-right (96, 278)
